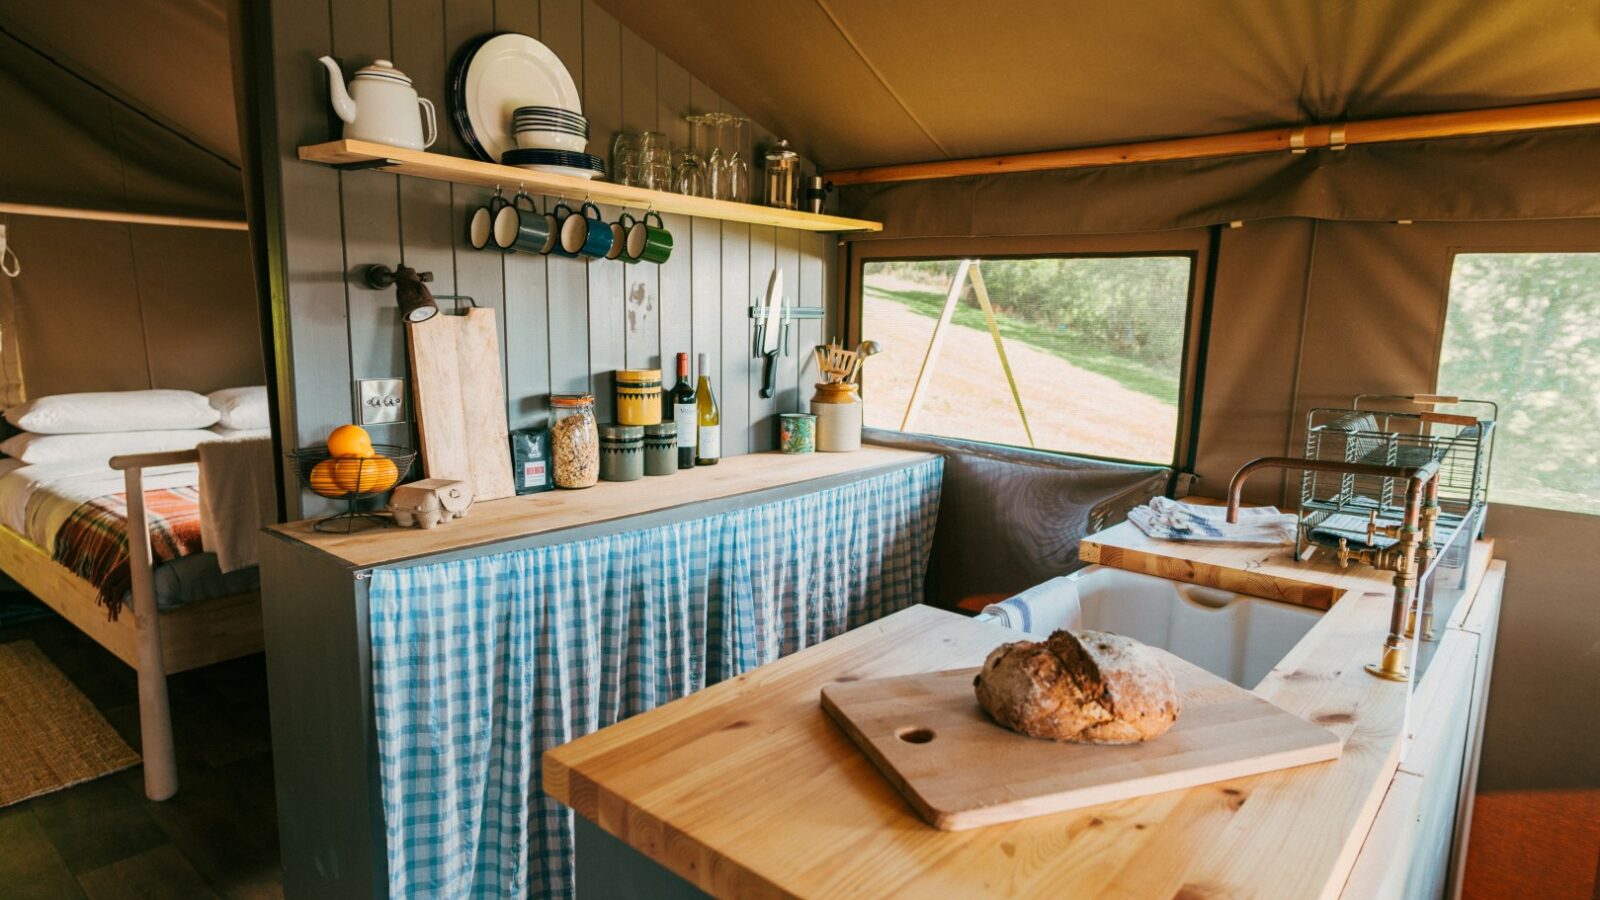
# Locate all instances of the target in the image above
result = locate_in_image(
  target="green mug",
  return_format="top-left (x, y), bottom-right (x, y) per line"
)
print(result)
top-left (625, 211), bottom-right (673, 265)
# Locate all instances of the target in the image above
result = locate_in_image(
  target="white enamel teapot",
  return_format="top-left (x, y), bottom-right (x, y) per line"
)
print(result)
top-left (318, 57), bottom-right (437, 150)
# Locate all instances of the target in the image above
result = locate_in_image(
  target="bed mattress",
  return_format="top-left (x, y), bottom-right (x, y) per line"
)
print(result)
top-left (0, 458), bottom-right (258, 610)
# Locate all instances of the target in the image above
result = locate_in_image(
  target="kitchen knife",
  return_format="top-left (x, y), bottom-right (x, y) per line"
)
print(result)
top-left (758, 268), bottom-right (784, 399)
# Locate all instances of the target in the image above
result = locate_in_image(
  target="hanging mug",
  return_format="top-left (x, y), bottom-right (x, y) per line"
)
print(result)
top-left (560, 201), bottom-right (613, 260)
top-left (625, 211), bottom-right (673, 265)
top-left (546, 201), bottom-right (579, 257)
top-left (493, 190), bottom-right (555, 254)
top-left (468, 189), bottom-right (508, 251)
top-left (608, 212), bottom-right (636, 262)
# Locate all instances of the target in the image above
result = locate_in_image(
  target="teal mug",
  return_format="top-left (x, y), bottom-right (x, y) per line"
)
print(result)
top-left (607, 212), bottom-right (636, 262)
top-left (560, 201), bottom-right (613, 259)
top-left (468, 190), bottom-right (509, 251)
top-left (625, 211), bottom-right (672, 265)
top-left (493, 190), bottom-right (554, 254)
top-left (546, 201), bottom-right (579, 257)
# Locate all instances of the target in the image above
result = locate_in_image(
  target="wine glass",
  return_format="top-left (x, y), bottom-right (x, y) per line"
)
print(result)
top-left (675, 115), bottom-right (709, 197)
top-left (725, 116), bottom-right (751, 202)
top-left (705, 113), bottom-right (729, 200)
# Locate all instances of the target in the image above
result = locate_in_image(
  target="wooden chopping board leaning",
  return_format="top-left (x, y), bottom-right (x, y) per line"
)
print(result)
top-left (407, 307), bottom-right (515, 501)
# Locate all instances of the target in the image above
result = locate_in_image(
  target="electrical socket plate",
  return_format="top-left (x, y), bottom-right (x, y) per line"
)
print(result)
top-left (357, 378), bottom-right (406, 426)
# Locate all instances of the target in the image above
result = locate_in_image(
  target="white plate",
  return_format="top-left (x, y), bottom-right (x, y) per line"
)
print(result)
top-left (463, 34), bottom-right (581, 164)
top-left (510, 163), bottom-right (601, 180)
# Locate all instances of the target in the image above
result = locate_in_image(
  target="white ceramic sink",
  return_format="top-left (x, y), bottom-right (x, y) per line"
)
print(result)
top-left (1020, 565), bottom-right (1323, 689)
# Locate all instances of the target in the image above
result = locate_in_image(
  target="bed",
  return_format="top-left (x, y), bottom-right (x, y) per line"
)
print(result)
top-left (0, 444), bottom-right (269, 801)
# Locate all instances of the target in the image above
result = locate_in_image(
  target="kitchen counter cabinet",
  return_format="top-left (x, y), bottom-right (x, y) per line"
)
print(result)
top-left (259, 448), bottom-right (940, 899)
top-left (546, 531), bottom-right (1502, 899)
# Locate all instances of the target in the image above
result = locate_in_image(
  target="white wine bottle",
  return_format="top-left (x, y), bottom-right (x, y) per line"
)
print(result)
top-left (695, 352), bottom-right (720, 466)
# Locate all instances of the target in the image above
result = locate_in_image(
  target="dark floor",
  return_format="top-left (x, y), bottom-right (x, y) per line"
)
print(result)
top-left (0, 599), bottom-right (283, 899)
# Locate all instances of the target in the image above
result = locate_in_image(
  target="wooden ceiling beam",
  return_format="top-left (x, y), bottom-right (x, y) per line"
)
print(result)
top-left (826, 97), bottom-right (1600, 186)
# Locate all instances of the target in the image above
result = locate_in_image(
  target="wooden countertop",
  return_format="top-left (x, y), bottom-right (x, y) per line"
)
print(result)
top-left (545, 535), bottom-right (1496, 899)
top-left (270, 447), bottom-right (935, 569)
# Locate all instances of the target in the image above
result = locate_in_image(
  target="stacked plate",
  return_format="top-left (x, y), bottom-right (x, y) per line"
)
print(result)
top-left (501, 148), bottom-right (605, 180)
top-left (449, 32), bottom-right (582, 164)
top-left (514, 105), bottom-right (588, 153)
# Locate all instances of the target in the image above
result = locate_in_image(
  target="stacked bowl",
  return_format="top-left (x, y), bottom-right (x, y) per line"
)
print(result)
top-left (507, 105), bottom-right (605, 179)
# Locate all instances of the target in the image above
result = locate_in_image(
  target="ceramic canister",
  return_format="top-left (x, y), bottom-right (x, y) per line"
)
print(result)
top-left (810, 383), bottom-right (862, 452)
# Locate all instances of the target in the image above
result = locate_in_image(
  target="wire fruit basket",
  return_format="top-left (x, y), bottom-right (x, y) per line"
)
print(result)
top-left (1297, 394), bottom-right (1496, 561)
top-left (287, 444), bottom-right (417, 533)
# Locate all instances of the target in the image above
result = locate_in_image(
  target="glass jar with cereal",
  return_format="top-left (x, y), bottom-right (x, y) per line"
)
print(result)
top-left (550, 393), bottom-right (599, 488)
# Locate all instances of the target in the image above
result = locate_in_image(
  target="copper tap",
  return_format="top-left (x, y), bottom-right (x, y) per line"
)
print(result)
top-left (1225, 456), bottom-right (1442, 681)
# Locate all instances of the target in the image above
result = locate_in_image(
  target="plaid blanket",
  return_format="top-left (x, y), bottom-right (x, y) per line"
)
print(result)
top-left (52, 487), bottom-right (205, 619)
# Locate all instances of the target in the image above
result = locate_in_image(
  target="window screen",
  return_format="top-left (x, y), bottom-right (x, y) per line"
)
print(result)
top-left (1439, 253), bottom-right (1600, 514)
top-left (859, 256), bottom-right (1193, 464)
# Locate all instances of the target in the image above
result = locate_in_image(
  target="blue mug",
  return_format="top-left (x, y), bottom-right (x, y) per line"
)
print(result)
top-left (559, 201), bottom-right (612, 260)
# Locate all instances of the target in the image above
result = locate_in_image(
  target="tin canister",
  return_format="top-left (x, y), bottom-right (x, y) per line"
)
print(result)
top-left (599, 423), bottom-right (644, 481)
top-left (779, 413), bottom-right (817, 454)
top-left (615, 368), bottom-right (663, 426)
top-left (643, 423), bottom-right (678, 475)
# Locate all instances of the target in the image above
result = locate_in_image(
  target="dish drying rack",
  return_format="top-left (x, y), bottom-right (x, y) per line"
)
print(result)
top-left (1296, 394), bottom-right (1496, 561)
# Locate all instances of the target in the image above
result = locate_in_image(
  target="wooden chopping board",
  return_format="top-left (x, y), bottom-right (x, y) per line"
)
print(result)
top-left (821, 649), bottom-right (1341, 831)
top-left (407, 308), bottom-right (514, 501)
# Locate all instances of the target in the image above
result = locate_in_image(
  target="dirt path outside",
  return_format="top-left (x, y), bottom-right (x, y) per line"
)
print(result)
top-left (861, 276), bottom-right (1177, 462)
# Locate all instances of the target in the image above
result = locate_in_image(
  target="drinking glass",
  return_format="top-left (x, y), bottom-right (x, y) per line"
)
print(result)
top-left (610, 133), bottom-right (640, 186)
top-left (638, 131), bottom-right (672, 192)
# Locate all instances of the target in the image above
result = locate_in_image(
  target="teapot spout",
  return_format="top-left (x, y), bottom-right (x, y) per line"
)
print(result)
top-left (317, 56), bottom-right (358, 125)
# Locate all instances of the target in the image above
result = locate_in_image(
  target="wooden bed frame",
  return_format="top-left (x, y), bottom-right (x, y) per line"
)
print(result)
top-left (0, 447), bottom-right (265, 800)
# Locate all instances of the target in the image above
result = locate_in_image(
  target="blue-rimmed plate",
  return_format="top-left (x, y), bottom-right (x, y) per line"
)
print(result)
top-left (454, 33), bottom-right (581, 164)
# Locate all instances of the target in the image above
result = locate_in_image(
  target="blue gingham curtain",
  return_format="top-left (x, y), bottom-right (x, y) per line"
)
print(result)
top-left (368, 458), bottom-right (942, 899)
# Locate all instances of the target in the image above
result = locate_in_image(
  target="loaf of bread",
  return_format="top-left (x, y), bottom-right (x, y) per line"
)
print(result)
top-left (973, 629), bottom-right (1181, 744)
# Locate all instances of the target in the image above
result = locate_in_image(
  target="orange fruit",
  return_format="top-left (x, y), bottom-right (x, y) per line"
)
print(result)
top-left (327, 424), bottom-right (375, 458)
top-left (308, 459), bottom-right (349, 497)
top-left (332, 456), bottom-right (399, 494)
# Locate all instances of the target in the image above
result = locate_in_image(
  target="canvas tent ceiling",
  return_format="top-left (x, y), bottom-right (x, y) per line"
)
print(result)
top-left (597, 0), bottom-right (1600, 171)
top-left (0, 0), bottom-right (242, 218)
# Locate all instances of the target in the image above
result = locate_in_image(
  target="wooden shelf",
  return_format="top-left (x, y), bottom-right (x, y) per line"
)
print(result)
top-left (298, 140), bottom-right (882, 233)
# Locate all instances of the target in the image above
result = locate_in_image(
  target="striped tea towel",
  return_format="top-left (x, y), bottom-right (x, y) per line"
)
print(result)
top-left (979, 576), bottom-right (1083, 637)
top-left (1128, 496), bottom-right (1296, 544)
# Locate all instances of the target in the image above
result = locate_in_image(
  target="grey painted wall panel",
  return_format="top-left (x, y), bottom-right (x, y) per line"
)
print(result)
top-left (261, 0), bottom-right (834, 515)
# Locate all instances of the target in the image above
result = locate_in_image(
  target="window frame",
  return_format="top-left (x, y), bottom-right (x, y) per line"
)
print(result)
top-left (842, 231), bottom-right (1214, 470)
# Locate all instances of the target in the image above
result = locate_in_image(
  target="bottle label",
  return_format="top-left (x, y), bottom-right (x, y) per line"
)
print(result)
top-left (698, 425), bottom-right (721, 458)
top-left (675, 403), bottom-right (697, 448)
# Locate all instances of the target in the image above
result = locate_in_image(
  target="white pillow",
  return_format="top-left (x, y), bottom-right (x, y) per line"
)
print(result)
top-left (207, 386), bottom-right (270, 431)
top-left (6, 390), bottom-right (219, 434)
top-left (0, 430), bottom-right (218, 465)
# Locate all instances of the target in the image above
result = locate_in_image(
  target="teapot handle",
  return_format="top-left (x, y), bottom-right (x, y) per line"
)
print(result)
top-left (418, 97), bottom-right (437, 149)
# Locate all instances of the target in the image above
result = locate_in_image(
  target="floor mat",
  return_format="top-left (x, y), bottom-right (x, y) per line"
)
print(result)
top-left (0, 640), bottom-right (140, 807)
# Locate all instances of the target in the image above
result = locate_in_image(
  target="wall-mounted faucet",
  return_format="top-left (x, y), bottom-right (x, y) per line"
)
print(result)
top-left (1226, 456), bottom-right (1442, 682)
